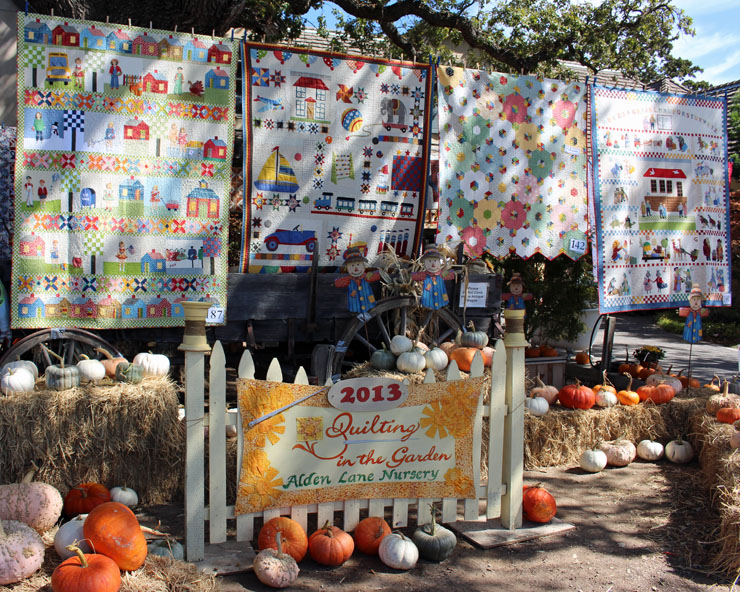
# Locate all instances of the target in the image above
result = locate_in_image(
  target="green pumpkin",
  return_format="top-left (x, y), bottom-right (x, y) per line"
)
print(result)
top-left (412, 514), bottom-right (457, 562)
top-left (147, 538), bottom-right (184, 561)
top-left (459, 322), bottom-right (489, 348)
top-left (115, 362), bottom-right (145, 384)
top-left (45, 364), bottom-right (81, 391)
top-left (370, 345), bottom-right (396, 371)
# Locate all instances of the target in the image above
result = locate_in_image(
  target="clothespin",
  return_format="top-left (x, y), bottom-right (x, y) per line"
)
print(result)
top-left (212, 29), bottom-right (215, 39)
top-left (150, 22), bottom-right (153, 31)
top-left (50, 8), bottom-right (54, 16)
top-left (230, 29), bottom-right (234, 41)
top-left (128, 19), bottom-right (131, 28)
top-left (191, 27), bottom-right (195, 36)
top-left (82, 10), bottom-right (85, 20)
top-left (174, 24), bottom-right (178, 33)
top-left (24, 1), bottom-right (28, 16)
top-left (106, 16), bottom-right (110, 24)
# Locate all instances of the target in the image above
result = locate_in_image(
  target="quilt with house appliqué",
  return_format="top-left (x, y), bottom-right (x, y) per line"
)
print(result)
top-left (240, 43), bottom-right (432, 272)
top-left (592, 86), bottom-right (731, 313)
top-left (13, 13), bottom-right (236, 328)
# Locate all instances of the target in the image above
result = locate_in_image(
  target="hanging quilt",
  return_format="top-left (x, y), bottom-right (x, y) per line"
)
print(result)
top-left (0, 127), bottom-right (16, 262)
top-left (435, 67), bottom-right (589, 260)
top-left (13, 13), bottom-right (236, 328)
top-left (240, 43), bottom-right (432, 272)
top-left (592, 86), bottom-right (731, 313)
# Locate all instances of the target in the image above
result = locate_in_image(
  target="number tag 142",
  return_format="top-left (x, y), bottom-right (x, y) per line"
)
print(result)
top-left (328, 378), bottom-right (408, 412)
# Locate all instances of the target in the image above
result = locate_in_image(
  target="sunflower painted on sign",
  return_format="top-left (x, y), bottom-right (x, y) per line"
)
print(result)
top-left (444, 467), bottom-right (474, 497)
top-left (239, 450), bottom-right (284, 508)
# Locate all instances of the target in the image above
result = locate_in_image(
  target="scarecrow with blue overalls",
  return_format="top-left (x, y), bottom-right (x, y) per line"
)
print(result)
top-left (678, 283), bottom-right (709, 380)
top-left (334, 246), bottom-right (380, 315)
top-left (412, 246), bottom-right (455, 309)
top-left (502, 273), bottom-right (533, 311)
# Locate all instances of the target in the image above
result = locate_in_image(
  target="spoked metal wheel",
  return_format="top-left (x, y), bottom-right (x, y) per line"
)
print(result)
top-left (0, 328), bottom-right (122, 374)
top-left (329, 295), bottom-right (464, 379)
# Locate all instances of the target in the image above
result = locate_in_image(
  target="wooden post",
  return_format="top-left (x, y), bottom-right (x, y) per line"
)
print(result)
top-left (501, 309), bottom-right (527, 529)
top-left (179, 300), bottom-right (212, 562)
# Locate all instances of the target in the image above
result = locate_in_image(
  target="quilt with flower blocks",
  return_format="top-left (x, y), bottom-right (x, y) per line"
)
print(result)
top-left (435, 67), bottom-right (589, 260)
top-left (13, 13), bottom-right (236, 328)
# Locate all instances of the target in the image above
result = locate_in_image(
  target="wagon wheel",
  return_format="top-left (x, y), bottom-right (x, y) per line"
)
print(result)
top-left (0, 328), bottom-right (122, 374)
top-left (329, 295), bottom-right (465, 379)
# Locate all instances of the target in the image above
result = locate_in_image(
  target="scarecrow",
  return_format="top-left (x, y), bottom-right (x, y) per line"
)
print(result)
top-left (502, 273), bottom-right (533, 310)
top-left (412, 246), bottom-right (455, 310)
top-left (333, 246), bottom-right (380, 315)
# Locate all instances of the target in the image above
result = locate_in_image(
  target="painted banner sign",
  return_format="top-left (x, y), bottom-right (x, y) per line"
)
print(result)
top-left (13, 13), bottom-right (236, 328)
top-left (435, 67), bottom-right (589, 260)
top-left (240, 43), bottom-right (432, 273)
top-left (235, 376), bottom-right (484, 515)
top-left (0, 127), bottom-right (16, 262)
top-left (592, 86), bottom-right (731, 313)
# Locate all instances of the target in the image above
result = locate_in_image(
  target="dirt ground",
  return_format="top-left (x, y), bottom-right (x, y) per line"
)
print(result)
top-left (141, 460), bottom-right (733, 592)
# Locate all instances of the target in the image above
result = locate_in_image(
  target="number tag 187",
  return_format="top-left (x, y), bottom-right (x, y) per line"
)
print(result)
top-left (328, 378), bottom-right (408, 412)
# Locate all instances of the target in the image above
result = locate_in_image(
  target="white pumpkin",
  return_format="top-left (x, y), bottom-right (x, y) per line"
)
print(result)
top-left (378, 532), bottom-right (419, 570)
top-left (646, 372), bottom-right (682, 394)
top-left (390, 335), bottom-right (413, 356)
top-left (599, 439), bottom-right (636, 467)
top-left (525, 395), bottom-right (549, 416)
top-left (0, 520), bottom-right (45, 585)
top-left (53, 514), bottom-right (91, 559)
top-left (665, 437), bottom-right (694, 464)
top-left (1, 360), bottom-right (38, 380)
top-left (76, 356), bottom-right (106, 383)
top-left (396, 351), bottom-right (425, 374)
top-left (636, 439), bottom-right (664, 461)
top-left (109, 486), bottom-right (138, 507)
top-left (424, 348), bottom-right (448, 371)
top-left (579, 448), bottom-right (608, 473)
top-left (0, 367), bottom-right (36, 395)
top-left (594, 389), bottom-right (618, 408)
top-left (132, 351), bottom-right (170, 377)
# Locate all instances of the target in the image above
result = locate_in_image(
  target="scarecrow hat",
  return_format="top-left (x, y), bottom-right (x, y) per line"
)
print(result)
top-left (689, 283), bottom-right (703, 299)
top-left (507, 273), bottom-right (524, 286)
top-left (343, 246), bottom-right (367, 265)
top-left (420, 245), bottom-right (444, 260)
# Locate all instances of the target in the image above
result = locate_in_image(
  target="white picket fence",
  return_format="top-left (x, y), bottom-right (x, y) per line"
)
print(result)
top-left (182, 337), bottom-right (525, 562)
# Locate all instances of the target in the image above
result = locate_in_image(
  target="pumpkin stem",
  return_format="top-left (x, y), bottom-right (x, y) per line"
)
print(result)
top-left (723, 380), bottom-right (730, 396)
top-left (321, 520), bottom-right (334, 537)
top-left (79, 354), bottom-right (90, 361)
top-left (66, 544), bottom-right (89, 568)
top-left (275, 531), bottom-right (285, 557)
top-left (95, 347), bottom-right (114, 361)
top-left (21, 462), bottom-right (38, 483)
top-left (535, 375), bottom-right (545, 389)
top-left (40, 343), bottom-right (65, 368)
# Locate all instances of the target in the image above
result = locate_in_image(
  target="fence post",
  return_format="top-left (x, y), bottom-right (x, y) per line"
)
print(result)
top-left (179, 301), bottom-right (212, 562)
top-left (500, 308), bottom-right (527, 529)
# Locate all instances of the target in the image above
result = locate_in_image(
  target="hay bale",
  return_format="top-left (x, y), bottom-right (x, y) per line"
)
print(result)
top-left (0, 550), bottom-right (222, 592)
top-left (523, 396), bottom-right (705, 469)
top-left (0, 377), bottom-right (184, 504)
top-left (689, 411), bottom-right (740, 577)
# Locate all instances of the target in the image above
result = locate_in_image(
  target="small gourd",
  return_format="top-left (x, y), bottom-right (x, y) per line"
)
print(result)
top-left (253, 532), bottom-right (300, 588)
top-left (109, 486), bottom-right (138, 508)
top-left (579, 447), bottom-right (608, 473)
top-left (378, 531), bottom-right (418, 570)
top-left (1, 360), bottom-right (38, 380)
top-left (530, 375), bottom-right (558, 404)
top-left (114, 362), bottom-right (145, 385)
top-left (54, 514), bottom-right (92, 559)
top-left (459, 321), bottom-right (489, 348)
top-left (599, 437), bottom-right (636, 467)
top-left (42, 345), bottom-right (80, 391)
top-left (636, 439), bottom-right (664, 461)
top-left (0, 519), bottom-right (45, 585)
top-left (424, 348), bottom-right (448, 372)
top-left (147, 538), bottom-right (184, 561)
top-left (76, 355), bottom-right (106, 383)
top-left (412, 506), bottom-right (457, 562)
top-left (390, 335), bottom-right (413, 356)
top-left (132, 351), bottom-right (170, 377)
top-left (396, 350), bottom-right (425, 374)
top-left (1, 367), bottom-right (36, 395)
top-left (616, 373), bottom-right (640, 406)
top-left (665, 436), bottom-right (694, 464)
top-left (525, 393), bottom-right (549, 416)
top-left (370, 345), bottom-right (396, 371)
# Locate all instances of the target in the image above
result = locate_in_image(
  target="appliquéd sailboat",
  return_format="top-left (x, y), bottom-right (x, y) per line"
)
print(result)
top-left (254, 146), bottom-right (299, 193)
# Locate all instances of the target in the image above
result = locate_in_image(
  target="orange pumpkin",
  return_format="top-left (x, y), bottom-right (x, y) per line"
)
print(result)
top-left (522, 484), bottom-right (556, 523)
top-left (677, 369), bottom-right (701, 389)
top-left (616, 373), bottom-right (640, 406)
top-left (540, 345), bottom-right (559, 357)
top-left (353, 516), bottom-right (390, 555)
top-left (557, 380), bottom-right (596, 410)
top-left (592, 371), bottom-right (616, 395)
top-left (449, 347), bottom-right (481, 372)
top-left (308, 521), bottom-right (354, 566)
top-left (629, 363), bottom-right (644, 379)
top-left (82, 502), bottom-right (147, 571)
top-left (258, 517), bottom-right (308, 562)
top-left (94, 348), bottom-right (128, 378)
top-left (704, 375), bottom-right (721, 391)
top-left (64, 483), bottom-right (111, 517)
top-left (636, 382), bottom-right (675, 405)
top-left (638, 365), bottom-right (659, 381)
top-left (51, 545), bottom-right (121, 592)
top-left (525, 346), bottom-right (541, 358)
top-left (574, 351), bottom-right (590, 365)
top-left (717, 407), bottom-right (740, 424)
